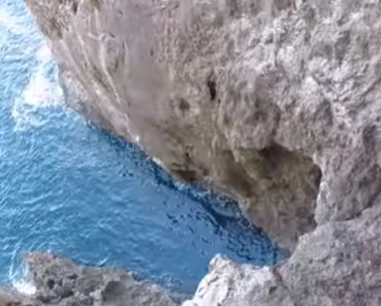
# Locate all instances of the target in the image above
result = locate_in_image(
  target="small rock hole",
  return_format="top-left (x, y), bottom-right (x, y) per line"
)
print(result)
top-left (207, 80), bottom-right (217, 101)
top-left (47, 279), bottom-right (55, 289)
top-left (179, 98), bottom-right (190, 113)
top-left (72, 1), bottom-right (78, 14)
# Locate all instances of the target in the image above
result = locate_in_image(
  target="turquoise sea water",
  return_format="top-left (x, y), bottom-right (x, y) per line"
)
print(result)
top-left (0, 0), bottom-right (282, 295)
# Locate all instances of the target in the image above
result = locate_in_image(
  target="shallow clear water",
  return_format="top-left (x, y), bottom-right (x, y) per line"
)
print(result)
top-left (0, 0), bottom-right (283, 295)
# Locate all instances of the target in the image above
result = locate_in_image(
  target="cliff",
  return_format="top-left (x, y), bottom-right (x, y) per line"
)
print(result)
top-left (22, 0), bottom-right (381, 305)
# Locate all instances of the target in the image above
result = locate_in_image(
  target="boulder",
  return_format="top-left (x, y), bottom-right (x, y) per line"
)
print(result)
top-left (8, 252), bottom-right (179, 306)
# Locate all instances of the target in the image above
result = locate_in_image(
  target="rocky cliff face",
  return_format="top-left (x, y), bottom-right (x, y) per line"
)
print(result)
top-left (23, 0), bottom-right (381, 305)
top-left (184, 204), bottom-right (381, 305)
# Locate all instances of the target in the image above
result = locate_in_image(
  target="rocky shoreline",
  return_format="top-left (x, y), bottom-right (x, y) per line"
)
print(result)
top-left (6, 220), bottom-right (381, 306)
top-left (2, 252), bottom-right (180, 306)
top-left (19, 0), bottom-right (381, 305)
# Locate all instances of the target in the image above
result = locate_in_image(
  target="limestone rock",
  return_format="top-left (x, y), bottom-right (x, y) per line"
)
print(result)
top-left (22, 0), bottom-right (381, 305)
top-left (9, 252), bottom-right (179, 306)
top-left (181, 255), bottom-right (292, 306)
top-left (0, 287), bottom-right (26, 306)
top-left (23, 0), bottom-right (381, 251)
top-left (22, 0), bottom-right (330, 250)
top-left (183, 203), bottom-right (381, 306)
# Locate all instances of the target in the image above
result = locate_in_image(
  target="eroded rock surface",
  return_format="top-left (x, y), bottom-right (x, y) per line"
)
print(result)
top-left (182, 255), bottom-right (292, 306)
top-left (7, 252), bottom-right (179, 306)
top-left (22, 0), bottom-right (335, 250)
top-left (183, 203), bottom-right (381, 306)
top-left (22, 0), bottom-right (381, 305)
top-left (0, 287), bottom-right (26, 306)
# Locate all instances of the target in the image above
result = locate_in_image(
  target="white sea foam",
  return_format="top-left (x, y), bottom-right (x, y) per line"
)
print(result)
top-left (22, 56), bottom-right (63, 108)
top-left (9, 251), bottom-right (36, 296)
top-left (35, 44), bottom-right (52, 61)
top-left (11, 44), bottom-right (64, 130)
top-left (0, 7), bottom-right (31, 35)
top-left (1, 4), bottom-right (64, 130)
top-left (12, 278), bottom-right (37, 295)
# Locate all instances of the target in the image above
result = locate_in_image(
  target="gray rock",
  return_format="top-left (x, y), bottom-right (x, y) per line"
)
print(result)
top-left (9, 252), bottom-right (179, 306)
top-left (23, 0), bottom-right (328, 250)
top-left (183, 203), bottom-right (381, 306)
top-left (0, 286), bottom-right (26, 306)
top-left (182, 254), bottom-right (293, 306)
top-left (22, 0), bottom-right (381, 305)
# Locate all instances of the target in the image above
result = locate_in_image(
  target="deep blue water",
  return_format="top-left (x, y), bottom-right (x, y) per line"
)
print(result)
top-left (0, 0), bottom-right (283, 295)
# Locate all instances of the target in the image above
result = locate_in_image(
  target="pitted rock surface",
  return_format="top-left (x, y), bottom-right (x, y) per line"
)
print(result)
top-left (22, 0), bottom-right (381, 305)
top-left (11, 252), bottom-right (179, 306)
